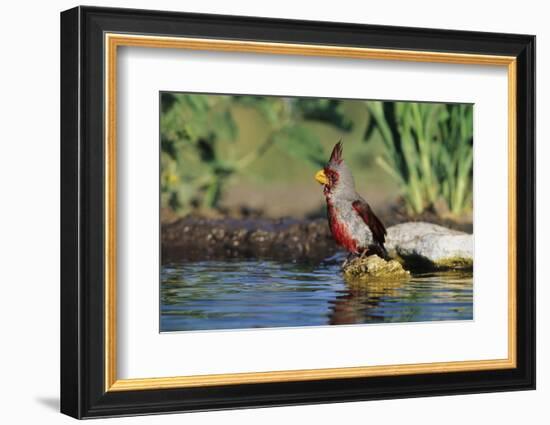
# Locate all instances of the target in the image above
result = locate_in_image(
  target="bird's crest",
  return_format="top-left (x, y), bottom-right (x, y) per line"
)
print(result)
top-left (329, 140), bottom-right (343, 165)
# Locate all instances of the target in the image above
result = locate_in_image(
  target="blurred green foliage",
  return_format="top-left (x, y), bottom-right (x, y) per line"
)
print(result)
top-left (160, 93), bottom-right (351, 213)
top-left (160, 92), bottom-right (473, 219)
top-left (365, 102), bottom-right (473, 216)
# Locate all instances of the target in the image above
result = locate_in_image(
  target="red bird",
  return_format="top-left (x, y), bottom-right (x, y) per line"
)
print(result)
top-left (315, 141), bottom-right (388, 263)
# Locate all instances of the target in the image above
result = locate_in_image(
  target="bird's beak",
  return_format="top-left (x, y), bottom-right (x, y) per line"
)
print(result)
top-left (315, 169), bottom-right (329, 185)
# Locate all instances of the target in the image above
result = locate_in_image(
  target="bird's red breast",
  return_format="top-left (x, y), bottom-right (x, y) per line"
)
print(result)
top-left (327, 201), bottom-right (358, 253)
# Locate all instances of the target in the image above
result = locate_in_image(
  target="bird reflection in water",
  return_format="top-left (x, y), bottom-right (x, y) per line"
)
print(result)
top-left (328, 279), bottom-right (406, 325)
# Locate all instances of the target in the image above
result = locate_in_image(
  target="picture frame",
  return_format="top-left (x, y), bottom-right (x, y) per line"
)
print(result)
top-left (60, 5), bottom-right (535, 419)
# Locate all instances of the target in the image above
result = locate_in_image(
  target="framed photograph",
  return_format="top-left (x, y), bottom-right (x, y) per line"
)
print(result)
top-left (60, 6), bottom-right (535, 419)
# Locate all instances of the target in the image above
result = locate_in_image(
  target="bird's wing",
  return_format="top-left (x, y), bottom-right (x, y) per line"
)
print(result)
top-left (352, 198), bottom-right (387, 245)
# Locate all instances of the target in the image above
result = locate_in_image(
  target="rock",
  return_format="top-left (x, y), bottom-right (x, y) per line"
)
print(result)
top-left (385, 222), bottom-right (473, 270)
top-left (343, 255), bottom-right (410, 282)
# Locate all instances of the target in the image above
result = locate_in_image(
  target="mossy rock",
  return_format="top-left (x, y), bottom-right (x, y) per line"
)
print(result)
top-left (342, 255), bottom-right (410, 282)
top-left (385, 222), bottom-right (473, 271)
top-left (433, 256), bottom-right (473, 270)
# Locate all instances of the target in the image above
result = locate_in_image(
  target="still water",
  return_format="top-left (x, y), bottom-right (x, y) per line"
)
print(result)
top-left (160, 259), bottom-right (473, 332)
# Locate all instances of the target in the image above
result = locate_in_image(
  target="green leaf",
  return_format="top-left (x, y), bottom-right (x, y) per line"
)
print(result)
top-left (211, 109), bottom-right (238, 142)
top-left (295, 98), bottom-right (353, 131)
top-left (273, 125), bottom-right (326, 167)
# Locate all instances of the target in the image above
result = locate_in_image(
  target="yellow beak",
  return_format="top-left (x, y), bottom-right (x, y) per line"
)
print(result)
top-left (315, 169), bottom-right (329, 185)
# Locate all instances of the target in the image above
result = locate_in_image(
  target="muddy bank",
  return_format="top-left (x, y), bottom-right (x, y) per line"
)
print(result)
top-left (162, 217), bottom-right (338, 263)
top-left (162, 216), bottom-right (474, 267)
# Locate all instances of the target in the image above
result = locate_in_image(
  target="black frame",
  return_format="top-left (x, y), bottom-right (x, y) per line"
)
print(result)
top-left (61, 6), bottom-right (536, 419)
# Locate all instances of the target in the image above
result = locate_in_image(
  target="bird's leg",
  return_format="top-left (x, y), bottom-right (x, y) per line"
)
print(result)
top-left (341, 252), bottom-right (355, 269)
top-left (359, 248), bottom-right (369, 259)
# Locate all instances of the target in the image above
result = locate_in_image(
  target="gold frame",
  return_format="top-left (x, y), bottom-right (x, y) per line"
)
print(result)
top-left (104, 33), bottom-right (517, 392)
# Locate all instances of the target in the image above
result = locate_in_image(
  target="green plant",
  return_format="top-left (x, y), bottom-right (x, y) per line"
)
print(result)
top-left (161, 94), bottom-right (351, 214)
top-left (161, 94), bottom-right (239, 212)
top-left (365, 101), bottom-right (473, 216)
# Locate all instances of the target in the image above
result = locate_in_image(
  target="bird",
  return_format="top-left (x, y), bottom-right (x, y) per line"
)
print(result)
top-left (314, 141), bottom-right (388, 265)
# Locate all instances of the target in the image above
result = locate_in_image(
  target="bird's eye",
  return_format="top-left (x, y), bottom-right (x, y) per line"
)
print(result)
top-left (325, 169), bottom-right (338, 186)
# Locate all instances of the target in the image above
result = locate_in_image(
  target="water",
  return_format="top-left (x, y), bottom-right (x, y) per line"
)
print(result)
top-left (160, 259), bottom-right (473, 332)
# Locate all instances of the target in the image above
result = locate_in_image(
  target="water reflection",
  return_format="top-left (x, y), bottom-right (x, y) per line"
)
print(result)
top-left (160, 260), bottom-right (473, 332)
